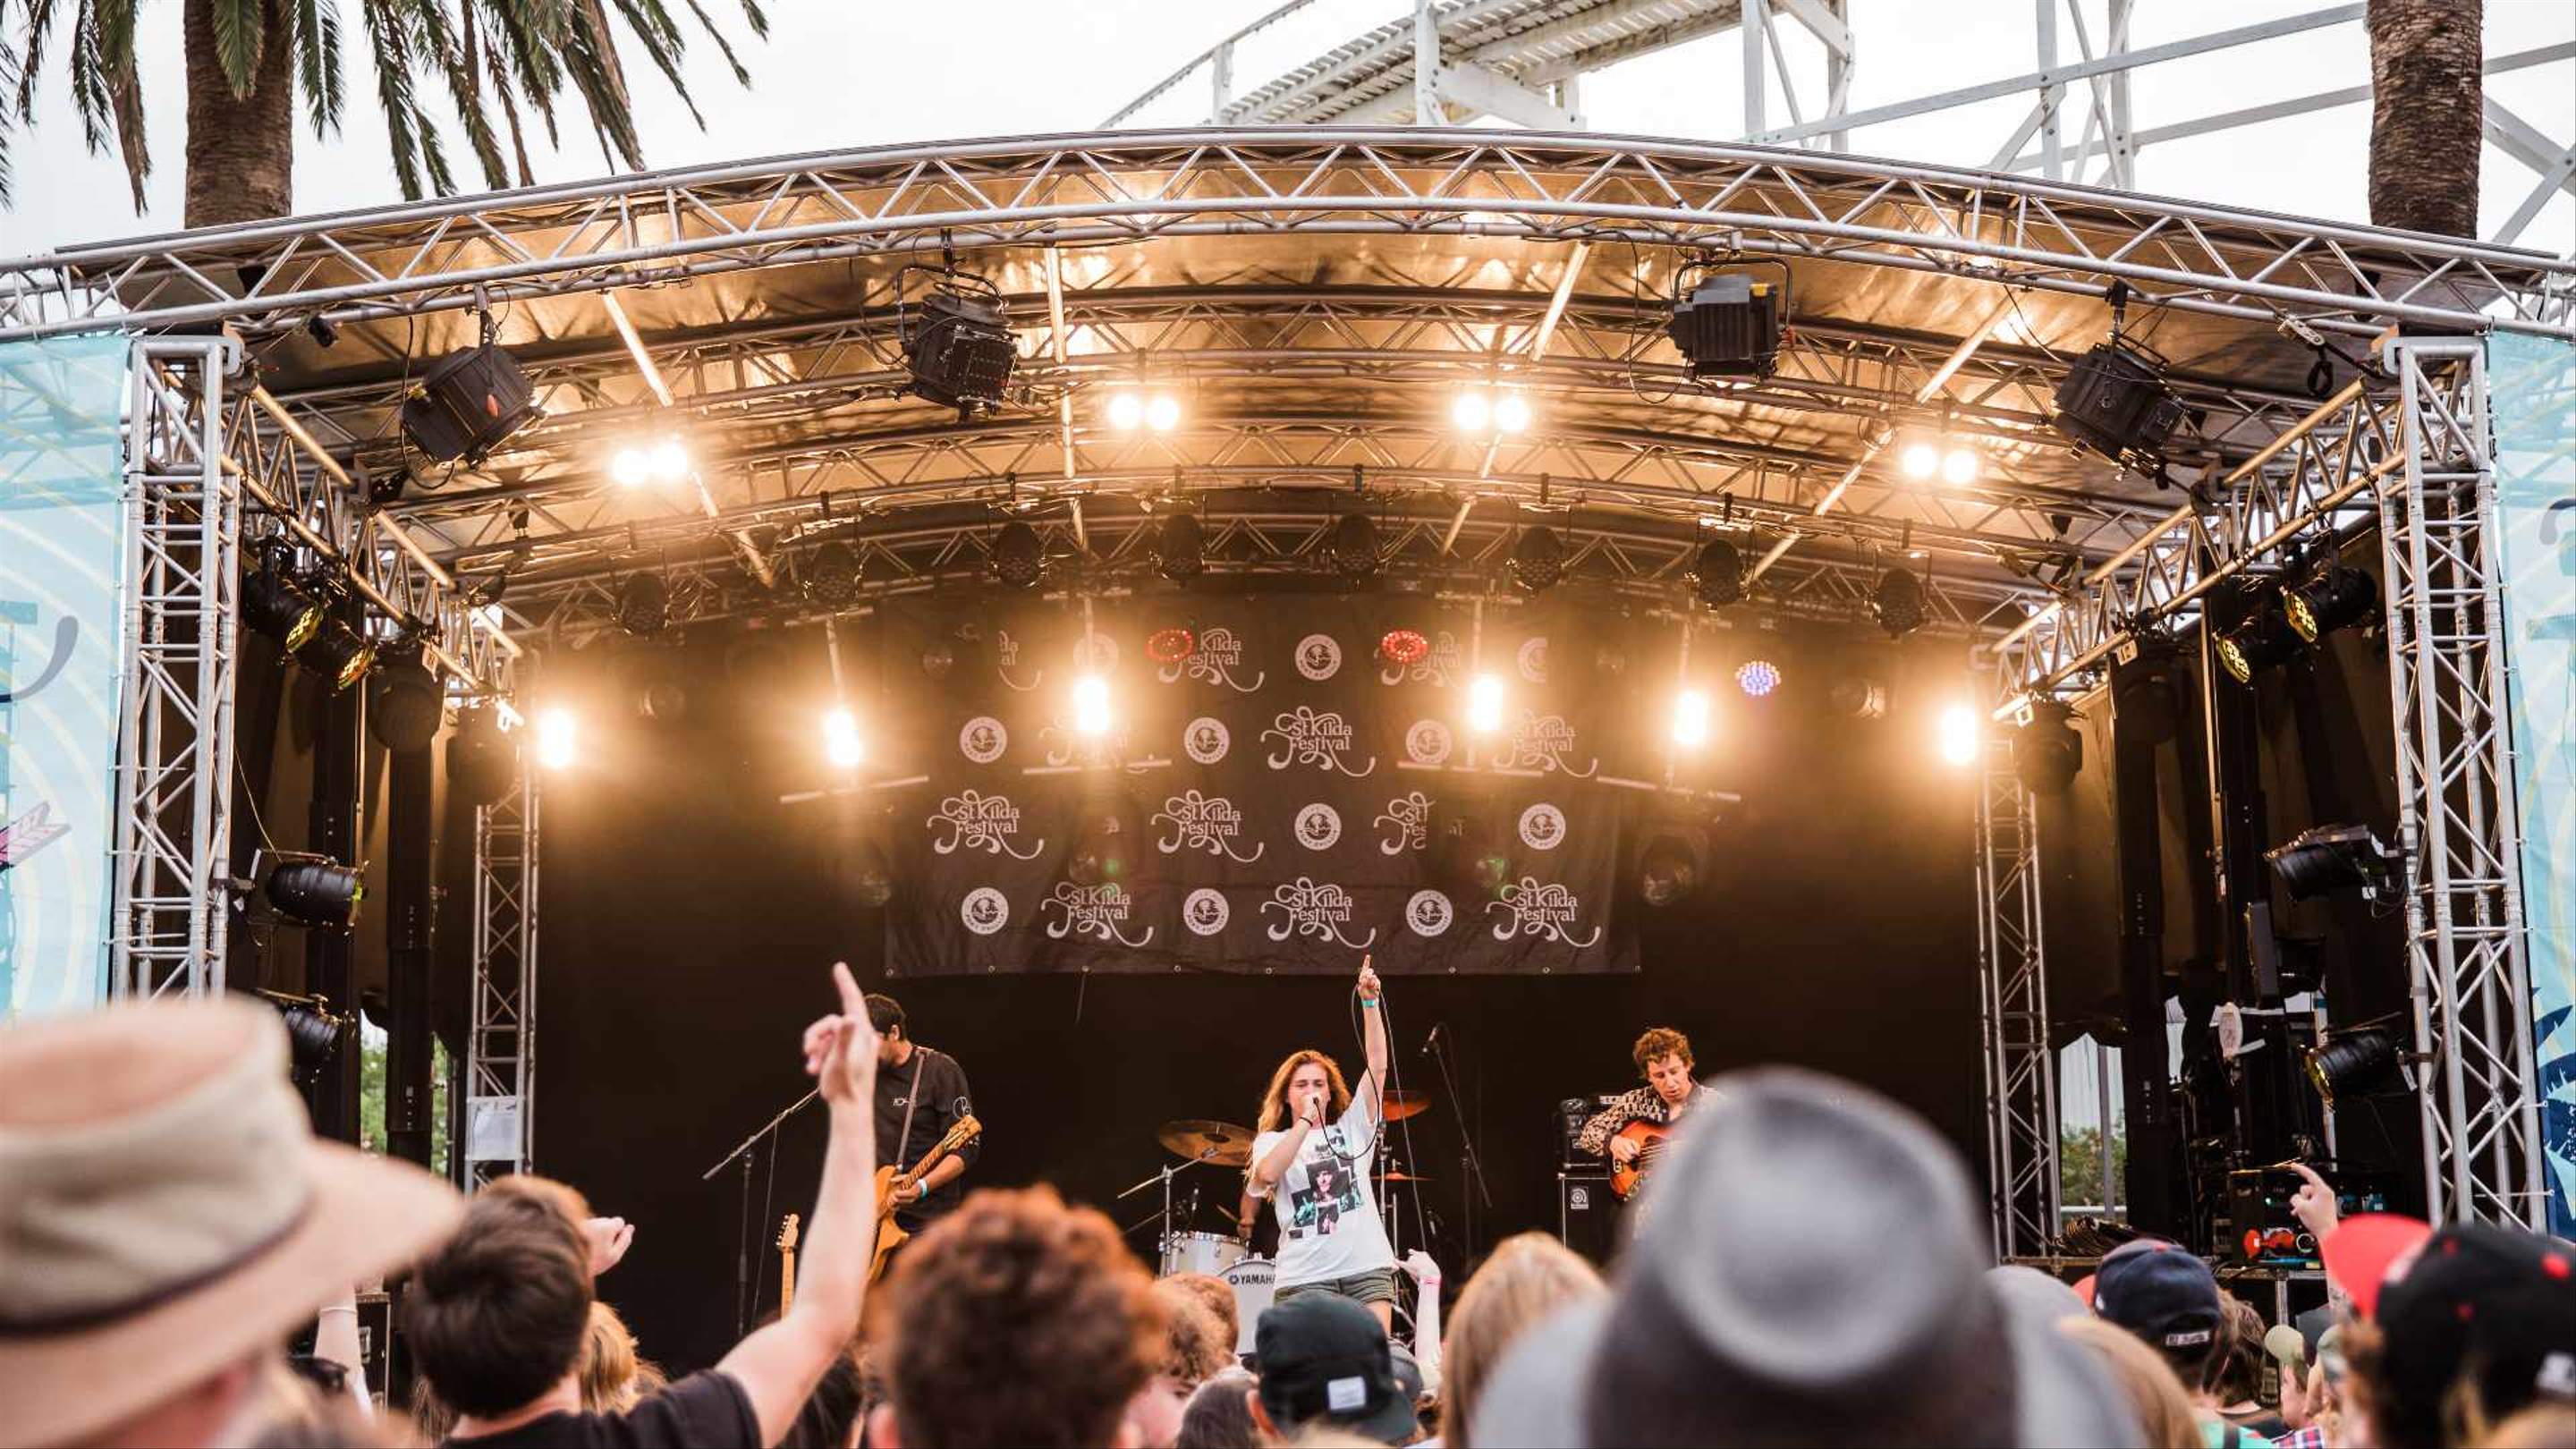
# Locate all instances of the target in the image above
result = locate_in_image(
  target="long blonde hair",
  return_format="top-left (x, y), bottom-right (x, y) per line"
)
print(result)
top-left (1257, 1050), bottom-right (1352, 1133)
top-left (2057, 1317), bottom-right (2201, 1449)
top-left (1442, 1233), bottom-right (1606, 1449)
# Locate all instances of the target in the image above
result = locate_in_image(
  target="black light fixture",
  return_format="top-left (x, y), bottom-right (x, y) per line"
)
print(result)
top-left (445, 705), bottom-right (519, 808)
top-left (244, 566), bottom-right (326, 652)
top-left (991, 521), bottom-right (1046, 589)
top-left (920, 624), bottom-right (989, 684)
top-left (2052, 338), bottom-right (2184, 474)
top-left (253, 989), bottom-right (348, 1080)
top-left (2267, 823), bottom-right (2395, 900)
top-left (2284, 564), bottom-right (2378, 643)
top-left (902, 272), bottom-right (1019, 415)
top-left (1828, 677), bottom-right (1889, 719)
top-left (1511, 526), bottom-right (1566, 593)
top-left (1155, 512), bottom-right (1206, 580)
top-left (402, 336), bottom-right (544, 463)
top-left (2013, 701), bottom-right (2084, 794)
top-left (1636, 823), bottom-right (1709, 908)
top-left (266, 854), bottom-right (365, 928)
top-left (294, 615), bottom-right (377, 692)
top-left (1666, 263), bottom-right (1786, 379)
top-left (1874, 566), bottom-right (1926, 639)
top-left (366, 648), bottom-right (445, 752)
top-left (1325, 513), bottom-right (1380, 579)
top-left (2216, 589), bottom-right (2301, 684)
top-left (1690, 538), bottom-right (1746, 607)
top-left (802, 541), bottom-right (861, 606)
top-left (2304, 1028), bottom-right (2405, 1104)
top-left (615, 572), bottom-right (670, 636)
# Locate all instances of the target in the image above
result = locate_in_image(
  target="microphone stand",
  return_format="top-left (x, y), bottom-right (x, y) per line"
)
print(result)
top-left (1426, 1026), bottom-right (1491, 1264)
top-left (702, 1087), bottom-right (820, 1339)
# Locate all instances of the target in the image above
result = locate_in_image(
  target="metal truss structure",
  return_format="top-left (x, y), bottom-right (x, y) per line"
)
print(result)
top-left (464, 778), bottom-right (540, 1187)
top-left (1973, 718), bottom-right (2058, 1258)
top-left (2377, 342), bottom-right (2545, 1229)
top-left (110, 338), bottom-right (242, 999)
top-left (1113, 4), bottom-right (2573, 248)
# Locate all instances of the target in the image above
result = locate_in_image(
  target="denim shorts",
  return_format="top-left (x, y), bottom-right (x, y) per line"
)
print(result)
top-left (1275, 1267), bottom-right (1399, 1307)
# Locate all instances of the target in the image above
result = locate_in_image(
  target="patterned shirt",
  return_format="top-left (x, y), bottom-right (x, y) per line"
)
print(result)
top-left (1574, 1083), bottom-right (1710, 1158)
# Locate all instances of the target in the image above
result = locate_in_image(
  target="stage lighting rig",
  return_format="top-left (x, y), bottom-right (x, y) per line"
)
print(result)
top-left (2217, 585), bottom-right (2302, 684)
top-left (1734, 660), bottom-right (1780, 699)
top-left (1466, 674), bottom-right (1506, 733)
top-left (262, 853), bottom-right (365, 928)
top-left (2284, 563), bottom-right (2378, 643)
top-left (2052, 334), bottom-right (2185, 476)
top-left (1072, 674), bottom-right (1113, 737)
top-left (295, 613), bottom-right (377, 692)
top-left (2305, 1028), bottom-right (2406, 1104)
top-left (402, 314), bottom-right (543, 463)
top-left (1670, 688), bottom-right (1710, 747)
top-left (1666, 260), bottom-right (1787, 380)
top-left (824, 708), bottom-right (865, 767)
top-left (1873, 566), bottom-right (1927, 639)
top-left (2013, 701), bottom-right (2083, 794)
top-left (1378, 629), bottom-right (1430, 667)
top-left (253, 989), bottom-right (349, 1080)
top-left (802, 541), bottom-right (862, 606)
top-left (367, 648), bottom-right (445, 752)
top-left (900, 266), bottom-right (1019, 416)
top-left (1155, 513), bottom-right (1206, 580)
top-left (1636, 823), bottom-right (1710, 908)
top-left (2267, 823), bottom-right (2394, 900)
top-left (991, 521), bottom-right (1046, 589)
top-left (535, 708), bottom-right (579, 771)
top-left (1325, 513), bottom-right (1380, 579)
top-left (1690, 538), bottom-right (1746, 608)
top-left (1937, 704), bottom-right (1980, 767)
top-left (243, 563), bottom-right (326, 653)
top-left (616, 572), bottom-right (671, 636)
top-left (1146, 627), bottom-right (1197, 665)
top-left (1511, 527), bottom-right (1566, 593)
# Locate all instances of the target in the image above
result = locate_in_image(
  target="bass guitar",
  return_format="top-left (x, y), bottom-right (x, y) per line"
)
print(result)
top-left (1609, 1118), bottom-right (1674, 1202)
top-left (869, 1114), bottom-right (982, 1283)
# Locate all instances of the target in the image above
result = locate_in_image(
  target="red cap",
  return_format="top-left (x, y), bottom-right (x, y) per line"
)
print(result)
top-left (2321, 1213), bottom-right (2434, 1319)
top-left (2071, 1273), bottom-right (2097, 1310)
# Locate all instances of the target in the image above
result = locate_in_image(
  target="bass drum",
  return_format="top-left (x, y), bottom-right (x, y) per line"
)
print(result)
top-left (1219, 1255), bottom-right (1275, 1355)
top-left (1159, 1232), bottom-right (1248, 1278)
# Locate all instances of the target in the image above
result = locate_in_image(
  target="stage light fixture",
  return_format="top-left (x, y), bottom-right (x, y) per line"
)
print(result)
top-left (992, 521), bottom-right (1046, 589)
top-left (1690, 538), bottom-right (1746, 608)
top-left (2284, 564), bottom-right (2377, 643)
top-left (1146, 627), bottom-right (1197, 665)
top-left (843, 836), bottom-right (895, 910)
top-left (2217, 592), bottom-right (2301, 684)
top-left (2305, 1028), bottom-right (2405, 1104)
top-left (1671, 689), bottom-right (1711, 747)
top-left (1941, 446), bottom-right (1981, 486)
top-left (1146, 394), bottom-right (1182, 432)
top-left (1899, 441), bottom-right (1941, 480)
top-left (1666, 268), bottom-right (1784, 379)
top-left (1326, 513), bottom-right (1380, 578)
top-left (2267, 823), bottom-right (2394, 900)
top-left (402, 343), bottom-right (543, 463)
top-left (367, 653), bottom-right (445, 752)
top-left (1511, 527), bottom-right (1566, 593)
top-left (1072, 674), bottom-right (1113, 737)
top-left (1734, 660), bottom-right (1780, 698)
top-left (1154, 513), bottom-right (1205, 580)
top-left (1466, 673), bottom-right (1505, 733)
top-left (1829, 677), bottom-right (1889, 719)
top-left (1451, 391), bottom-right (1492, 432)
top-left (2053, 339), bottom-right (2185, 472)
top-left (1379, 629), bottom-right (1430, 667)
top-left (611, 447), bottom-right (651, 487)
top-left (2013, 701), bottom-right (2084, 794)
top-left (535, 708), bottom-right (579, 771)
top-left (266, 856), bottom-right (365, 928)
top-left (1938, 704), bottom-right (1981, 766)
top-left (802, 541), bottom-right (861, 606)
top-left (447, 706), bottom-right (519, 807)
top-left (1492, 393), bottom-right (1531, 434)
top-left (616, 572), bottom-right (670, 635)
top-left (244, 568), bottom-right (326, 652)
top-left (824, 708), bottom-right (865, 767)
top-left (1874, 567), bottom-right (1927, 639)
top-left (1106, 392), bottom-right (1145, 430)
top-left (902, 276), bottom-right (1019, 414)
top-left (294, 616), bottom-right (377, 692)
top-left (1637, 832), bottom-right (1706, 908)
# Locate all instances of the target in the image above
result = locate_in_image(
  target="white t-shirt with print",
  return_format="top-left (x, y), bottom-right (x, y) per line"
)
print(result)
top-left (1250, 1086), bottom-right (1394, 1289)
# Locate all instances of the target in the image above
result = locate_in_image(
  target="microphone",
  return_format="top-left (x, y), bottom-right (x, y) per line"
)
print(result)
top-left (1420, 1022), bottom-right (1445, 1055)
top-left (2264, 1324), bottom-right (2307, 1375)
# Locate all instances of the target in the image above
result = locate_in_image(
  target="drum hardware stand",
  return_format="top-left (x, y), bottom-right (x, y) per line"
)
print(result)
top-left (1116, 1151), bottom-right (1223, 1268)
top-left (1424, 1023), bottom-right (1493, 1263)
top-left (702, 1086), bottom-right (820, 1340)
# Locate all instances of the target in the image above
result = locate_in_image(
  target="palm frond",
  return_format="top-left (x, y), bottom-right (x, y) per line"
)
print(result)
top-left (674, 0), bottom-right (746, 88)
top-left (294, 0), bottom-right (344, 136)
top-left (13, 0), bottom-right (64, 122)
top-left (358, 0), bottom-right (427, 199)
top-left (422, 0), bottom-right (507, 189)
top-left (479, 0), bottom-right (565, 151)
top-left (208, 0), bottom-right (267, 99)
top-left (601, 0), bottom-right (701, 131)
top-left (558, 0), bottom-right (646, 171)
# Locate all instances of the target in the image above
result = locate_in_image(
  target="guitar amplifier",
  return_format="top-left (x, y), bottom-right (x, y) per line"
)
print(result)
top-left (1558, 1171), bottom-right (1620, 1264)
top-left (1555, 1096), bottom-right (1621, 1169)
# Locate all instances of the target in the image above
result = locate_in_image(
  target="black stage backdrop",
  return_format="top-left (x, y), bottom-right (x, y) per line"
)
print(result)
top-left (532, 619), bottom-right (1990, 1374)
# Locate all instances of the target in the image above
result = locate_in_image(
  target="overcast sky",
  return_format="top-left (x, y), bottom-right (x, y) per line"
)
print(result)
top-left (0, 0), bottom-right (2567, 256)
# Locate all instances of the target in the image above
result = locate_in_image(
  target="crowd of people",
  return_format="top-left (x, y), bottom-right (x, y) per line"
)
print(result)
top-left (2, 962), bottom-right (2570, 1448)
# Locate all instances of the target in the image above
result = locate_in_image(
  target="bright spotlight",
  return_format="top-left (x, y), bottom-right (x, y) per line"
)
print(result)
top-left (1937, 704), bottom-right (1980, 767)
top-left (1492, 393), bottom-right (1531, 434)
top-left (648, 437), bottom-right (689, 482)
top-left (535, 708), bottom-right (579, 771)
top-left (1941, 446), bottom-right (1981, 485)
top-left (1106, 391), bottom-right (1144, 430)
top-left (1899, 441), bottom-right (1941, 480)
top-left (1072, 674), bottom-right (1112, 736)
top-left (1466, 673), bottom-right (1505, 733)
top-left (1451, 391), bottom-right (1493, 433)
top-left (1671, 689), bottom-right (1711, 747)
top-left (611, 447), bottom-right (652, 487)
top-left (1145, 394), bottom-right (1182, 432)
top-left (825, 708), bottom-right (865, 767)
top-left (1734, 660), bottom-right (1781, 699)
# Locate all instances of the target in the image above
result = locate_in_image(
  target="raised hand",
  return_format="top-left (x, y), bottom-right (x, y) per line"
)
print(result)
top-left (803, 961), bottom-right (881, 1109)
top-left (2288, 1162), bottom-right (2340, 1242)
top-left (581, 1216), bottom-right (636, 1275)
top-left (1356, 954), bottom-right (1382, 1004)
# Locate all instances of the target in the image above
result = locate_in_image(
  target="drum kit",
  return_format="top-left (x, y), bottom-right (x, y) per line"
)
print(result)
top-left (1118, 1091), bottom-right (1434, 1353)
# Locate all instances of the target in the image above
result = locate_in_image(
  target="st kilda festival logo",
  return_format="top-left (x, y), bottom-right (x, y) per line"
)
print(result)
top-left (1497, 712), bottom-right (1597, 778)
top-left (1262, 706), bottom-right (1377, 776)
top-left (1154, 790), bottom-right (1265, 862)
top-left (1159, 626), bottom-right (1266, 692)
top-left (928, 789), bottom-right (1046, 860)
top-left (1486, 877), bottom-right (1602, 947)
top-left (1375, 791), bottom-right (1432, 855)
top-left (1262, 877), bottom-right (1377, 948)
top-left (1041, 881), bottom-right (1157, 946)
top-left (996, 629), bottom-right (1042, 691)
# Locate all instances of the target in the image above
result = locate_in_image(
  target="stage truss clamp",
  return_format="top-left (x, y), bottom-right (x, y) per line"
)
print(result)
top-left (464, 775), bottom-right (539, 1186)
top-left (1974, 712), bottom-right (2059, 1257)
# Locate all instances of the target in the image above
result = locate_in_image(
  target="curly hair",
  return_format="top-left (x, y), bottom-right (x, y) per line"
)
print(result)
top-left (1150, 1280), bottom-right (1237, 1388)
top-left (885, 1186), bottom-right (1164, 1449)
top-left (1161, 1272), bottom-right (1240, 1352)
top-left (1631, 1028), bottom-right (1693, 1077)
top-left (1257, 1049), bottom-right (1353, 1134)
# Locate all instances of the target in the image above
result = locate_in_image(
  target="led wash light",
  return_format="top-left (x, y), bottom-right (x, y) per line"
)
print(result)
top-left (1467, 674), bottom-right (1506, 733)
top-left (1671, 689), bottom-right (1711, 747)
top-left (1937, 705), bottom-right (1980, 767)
top-left (1733, 660), bottom-right (1780, 699)
top-left (824, 708), bottom-right (865, 767)
top-left (1072, 674), bottom-right (1113, 737)
top-left (535, 708), bottom-right (579, 771)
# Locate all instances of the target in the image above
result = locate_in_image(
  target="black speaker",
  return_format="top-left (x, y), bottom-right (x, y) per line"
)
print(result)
top-left (2054, 342), bottom-right (2185, 470)
top-left (1555, 1095), bottom-right (1621, 1169)
top-left (401, 344), bottom-right (542, 462)
top-left (1558, 1171), bottom-right (1620, 1265)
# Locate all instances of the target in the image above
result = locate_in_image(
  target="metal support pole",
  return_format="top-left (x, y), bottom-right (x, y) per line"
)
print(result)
top-left (1413, 0), bottom-right (1441, 124)
top-left (1741, 0), bottom-right (1767, 138)
top-left (1975, 700), bottom-right (2059, 1256)
top-left (464, 771), bottom-right (540, 1186)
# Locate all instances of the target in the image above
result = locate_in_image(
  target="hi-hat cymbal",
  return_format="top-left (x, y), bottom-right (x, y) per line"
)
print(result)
top-left (1379, 1170), bottom-right (1435, 1182)
top-left (1158, 1119), bottom-right (1255, 1166)
top-left (1383, 1089), bottom-right (1431, 1122)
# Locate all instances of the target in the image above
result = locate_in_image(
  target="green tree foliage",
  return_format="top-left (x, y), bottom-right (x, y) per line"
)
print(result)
top-left (2059, 1124), bottom-right (2129, 1213)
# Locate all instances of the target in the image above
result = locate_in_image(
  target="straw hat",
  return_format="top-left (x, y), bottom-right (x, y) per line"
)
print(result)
top-left (0, 996), bottom-right (464, 1446)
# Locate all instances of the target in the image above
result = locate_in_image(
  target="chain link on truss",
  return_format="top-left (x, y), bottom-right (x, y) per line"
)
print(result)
top-left (2377, 340), bottom-right (2546, 1228)
top-left (1974, 718), bottom-right (2059, 1257)
top-left (110, 339), bottom-right (242, 1000)
top-left (464, 777), bottom-right (539, 1187)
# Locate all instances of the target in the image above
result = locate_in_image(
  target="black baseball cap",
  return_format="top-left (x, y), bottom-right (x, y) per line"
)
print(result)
top-left (2093, 1239), bottom-right (2223, 1355)
top-left (1253, 1294), bottom-right (1417, 1445)
top-left (2370, 1224), bottom-right (2576, 1447)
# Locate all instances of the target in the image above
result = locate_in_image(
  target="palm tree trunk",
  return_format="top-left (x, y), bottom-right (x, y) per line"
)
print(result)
top-left (182, 0), bottom-right (298, 226)
top-left (2366, 0), bottom-right (2483, 237)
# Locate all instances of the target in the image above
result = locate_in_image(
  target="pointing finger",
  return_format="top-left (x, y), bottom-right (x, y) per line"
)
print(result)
top-left (832, 960), bottom-right (863, 1018)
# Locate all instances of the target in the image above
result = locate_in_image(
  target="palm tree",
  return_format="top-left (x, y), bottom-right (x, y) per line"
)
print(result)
top-left (2365, 0), bottom-right (2483, 237)
top-left (1, 0), bottom-right (765, 228)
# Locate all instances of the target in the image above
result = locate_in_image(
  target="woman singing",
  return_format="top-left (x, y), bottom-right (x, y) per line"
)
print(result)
top-left (1247, 957), bottom-right (1395, 1332)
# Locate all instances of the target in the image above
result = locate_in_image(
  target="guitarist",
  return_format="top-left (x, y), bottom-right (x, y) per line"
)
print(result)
top-left (865, 992), bottom-right (980, 1241)
top-left (1574, 1027), bottom-right (1709, 1199)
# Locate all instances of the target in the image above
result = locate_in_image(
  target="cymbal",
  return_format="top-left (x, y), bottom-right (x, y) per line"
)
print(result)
top-left (1379, 1171), bottom-right (1435, 1182)
top-left (1158, 1119), bottom-right (1255, 1166)
top-left (1383, 1089), bottom-right (1431, 1122)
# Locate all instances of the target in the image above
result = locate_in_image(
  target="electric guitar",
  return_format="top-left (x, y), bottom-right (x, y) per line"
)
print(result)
top-left (776, 1213), bottom-right (800, 1315)
top-left (869, 1114), bottom-right (982, 1283)
top-left (1609, 1119), bottom-right (1674, 1202)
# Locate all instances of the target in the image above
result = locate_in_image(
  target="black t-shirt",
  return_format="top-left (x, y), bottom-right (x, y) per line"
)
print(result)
top-left (445, 1371), bottom-right (758, 1449)
top-left (873, 1045), bottom-right (980, 1228)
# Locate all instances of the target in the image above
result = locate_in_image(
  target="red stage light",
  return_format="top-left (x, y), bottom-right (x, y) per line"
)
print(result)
top-left (1379, 629), bottom-right (1429, 665)
top-left (1146, 627), bottom-right (1197, 664)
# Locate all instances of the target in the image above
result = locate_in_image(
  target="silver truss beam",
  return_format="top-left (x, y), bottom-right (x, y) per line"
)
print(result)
top-left (464, 775), bottom-right (539, 1187)
top-left (2377, 339), bottom-right (2545, 1227)
top-left (1974, 713), bottom-right (2058, 1257)
top-left (109, 338), bottom-right (242, 999)
top-left (4, 134), bottom-right (2566, 346)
